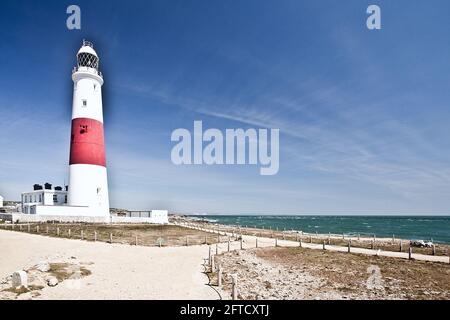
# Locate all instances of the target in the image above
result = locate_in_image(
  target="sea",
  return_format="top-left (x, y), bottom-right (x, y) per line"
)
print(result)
top-left (193, 215), bottom-right (450, 244)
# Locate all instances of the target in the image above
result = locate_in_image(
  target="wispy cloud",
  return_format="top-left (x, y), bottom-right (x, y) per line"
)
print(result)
top-left (117, 70), bottom-right (450, 202)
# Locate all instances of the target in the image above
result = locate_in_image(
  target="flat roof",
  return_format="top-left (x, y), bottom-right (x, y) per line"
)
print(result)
top-left (22, 190), bottom-right (67, 194)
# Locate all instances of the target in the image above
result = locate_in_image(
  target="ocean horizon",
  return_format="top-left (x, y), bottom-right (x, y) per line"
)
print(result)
top-left (191, 215), bottom-right (450, 244)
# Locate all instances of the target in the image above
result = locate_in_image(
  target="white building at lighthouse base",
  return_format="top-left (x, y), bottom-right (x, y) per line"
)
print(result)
top-left (8, 210), bottom-right (168, 224)
top-left (3, 182), bottom-right (169, 224)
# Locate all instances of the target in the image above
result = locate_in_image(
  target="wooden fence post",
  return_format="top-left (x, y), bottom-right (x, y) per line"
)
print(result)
top-left (208, 246), bottom-right (212, 266)
top-left (185, 236), bottom-right (189, 246)
top-left (205, 235), bottom-right (207, 244)
top-left (68, 229), bottom-right (71, 238)
top-left (109, 233), bottom-right (113, 244)
top-left (323, 241), bottom-right (326, 250)
top-left (240, 238), bottom-right (243, 250)
top-left (27, 224), bottom-right (30, 232)
top-left (81, 230), bottom-right (84, 240)
top-left (216, 244), bottom-right (218, 255)
top-left (348, 241), bottom-right (351, 253)
top-left (299, 239), bottom-right (302, 247)
top-left (218, 265), bottom-right (222, 287)
top-left (94, 231), bottom-right (97, 242)
top-left (46, 226), bottom-right (49, 234)
top-left (231, 274), bottom-right (238, 300)
top-left (399, 241), bottom-right (403, 252)
top-left (135, 235), bottom-right (138, 246)
top-left (371, 240), bottom-right (375, 250)
top-left (309, 235), bottom-right (312, 243)
top-left (56, 227), bottom-right (60, 236)
top-left (409, 247), bottom-right (412, 260)
top-left (211, 255), bottom-right (215, 271)
top-left (432, 244), bottom-right (436, 256)
top-left (36, 226), bottom-right (39, 233)
top-left (256, 238), bottom-right (258, 248)
top-left (275, 238), bottom-right (278, 247)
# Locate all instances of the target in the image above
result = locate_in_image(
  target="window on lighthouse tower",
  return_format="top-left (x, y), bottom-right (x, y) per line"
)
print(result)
top-left (80, 125), bottom-right (88, 134)
top-left (78, 52), bottom-right (99, 70)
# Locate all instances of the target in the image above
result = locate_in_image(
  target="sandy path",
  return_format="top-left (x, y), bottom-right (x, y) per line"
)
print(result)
top-left (0, 230), bottom-right (218, 300)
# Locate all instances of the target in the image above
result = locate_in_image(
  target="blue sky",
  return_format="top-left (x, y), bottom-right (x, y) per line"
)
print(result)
top-left (1, 0), bottom-right (450, 214)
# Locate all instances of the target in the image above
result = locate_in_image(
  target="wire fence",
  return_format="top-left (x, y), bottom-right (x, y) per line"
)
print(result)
top-left (0, 222), bottom-right (232, 247)
top-left (176, 221), bottom-right (450, 257)
top-left (1, 220), bottom-right (448, 256)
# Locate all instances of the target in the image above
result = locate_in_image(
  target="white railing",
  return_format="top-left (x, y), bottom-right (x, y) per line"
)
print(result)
top-left (82, 39), bottom-right (94, 48)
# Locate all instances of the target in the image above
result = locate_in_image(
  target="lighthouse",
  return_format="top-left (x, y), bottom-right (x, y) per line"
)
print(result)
top-left (67, 40), bottom-right (110, 217)
top-left (13, 40), bottom-right (167, 224)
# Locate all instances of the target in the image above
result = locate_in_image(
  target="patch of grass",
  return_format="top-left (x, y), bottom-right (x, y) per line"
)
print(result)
top-left (2, 286), bottom-right (29, 294)
top-left (2, 285), bottom-right (44, 296)
top-left (48, 263), bottom-right (91, 281)
top-left (17, 223), bottom-right (225, 247)
top-left (29, 285), bottom-right (44, 291)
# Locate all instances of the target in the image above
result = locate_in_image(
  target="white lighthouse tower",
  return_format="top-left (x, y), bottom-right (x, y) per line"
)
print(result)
top-left (68, 40), bottom-right (110, 217)
top-left (12, 40), bottom-right (168, 224)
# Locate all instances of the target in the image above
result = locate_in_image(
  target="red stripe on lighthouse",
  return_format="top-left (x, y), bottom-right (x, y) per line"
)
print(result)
top-left (69, 118), bottom-right (106, 167)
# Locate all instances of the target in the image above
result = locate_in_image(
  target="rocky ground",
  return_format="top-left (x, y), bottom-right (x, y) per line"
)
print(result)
top-left (212, 247), bottom-right (450, 300)
top-left (0, 257), bottom-right (92, 300)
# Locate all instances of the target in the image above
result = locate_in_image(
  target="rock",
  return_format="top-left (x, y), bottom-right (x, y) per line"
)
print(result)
top-left (36, 262), bottom-right (50, 272)
top-left (28, 275), bottom-right (47, 288)
top-left (12, 271), bottom-right (28, 288)
top-left (47, 277), bottom-right (59, 287)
